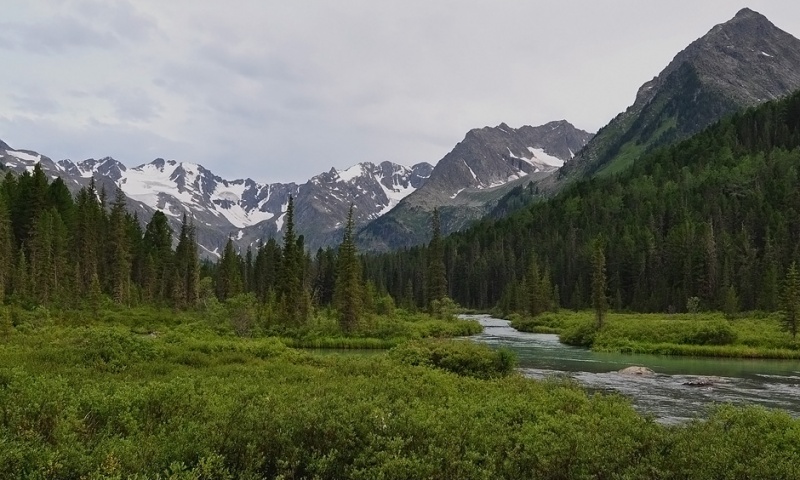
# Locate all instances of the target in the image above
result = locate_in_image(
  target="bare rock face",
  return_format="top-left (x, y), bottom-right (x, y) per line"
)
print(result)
top-left (557, 8), bottom-right (800, 182)
top-left (619, 366), bottom-right (655, 376)
top-left (357, 121), bottom-right (592, 251)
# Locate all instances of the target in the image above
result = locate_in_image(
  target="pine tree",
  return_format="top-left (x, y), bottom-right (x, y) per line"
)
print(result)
top-left (254, 238), bottom-right (281, 303)
top-left (0, 194), bottom-right (13, 303)
top-left (216, 238), bottom-right (243, 302)
top-left (29, 209), bottom-right (54, 305)
top-left (278, 195), bottom-right (306, 325)
top-left (782, 262), bottom-right (800, 339)
top-left (141, 211), bottom-right (173, 301)
top-left (12, 246), bottom-right (30, 304)
top-left (73, 182), bottom-right (103, 296)
top-left (108, 188), bottom-right (131, 304)
top-left (591, 239), bottom-right (609, 329)
top-left (723, 284), bottom-right (739, 320)
top-left (173, 213), bottom-right (200, 308)
top-left (426, 208), bottom-right (447, 310)
top-left (333, 204), bottom-right (363, 332)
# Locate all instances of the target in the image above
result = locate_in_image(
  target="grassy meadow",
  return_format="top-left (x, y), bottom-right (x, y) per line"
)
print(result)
top-left (511, 310), bottom-right (800, 358)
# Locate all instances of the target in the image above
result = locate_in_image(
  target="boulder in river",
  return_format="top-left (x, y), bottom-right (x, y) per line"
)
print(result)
top-left (619, 366), bottom-right (655, 376)
top-left (683, 377), bottom-right (718, 387)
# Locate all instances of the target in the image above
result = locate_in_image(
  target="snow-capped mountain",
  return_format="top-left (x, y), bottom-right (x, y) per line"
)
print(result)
top-left (1, 144), bottom-right (432, 255)
top-left (358, 120), bottom-right (593, 250)
top-left (1, 118), bottom-right (584, 255)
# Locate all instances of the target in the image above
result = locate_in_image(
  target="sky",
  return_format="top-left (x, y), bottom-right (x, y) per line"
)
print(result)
top-left (1, 1), bottom-right (800, 184)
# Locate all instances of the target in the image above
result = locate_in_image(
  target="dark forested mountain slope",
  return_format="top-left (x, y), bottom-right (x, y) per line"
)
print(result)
top-left (362, 89), bottom-right (800, 313)
top-left (555, 8), bottom-right (800, 183)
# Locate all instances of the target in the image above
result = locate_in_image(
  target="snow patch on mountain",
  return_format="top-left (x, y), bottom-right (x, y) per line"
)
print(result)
top-left (527, 147), bottom-right (564, 167)
top-left (5, 150), bottom-right (40, 164)
top-left (337, 164), bottom-right (364, 182)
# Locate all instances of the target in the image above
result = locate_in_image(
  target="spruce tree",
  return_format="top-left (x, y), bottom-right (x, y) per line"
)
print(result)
top-left (782, 262), bottom-right (800, 339)
top-left (73, 182), bottom-right (102, 296)
top-left (29, 209), bottom-right (54, 305)
top-left (173, 213), bottom-right (200, 308)
top-left (216, 238), bottom-right (243, 302)
top-left (12, 246), bottom-right (29, 304)
top-left (591, 239), bottom-right (609, 329)
top-left (0, 194), bottom-right (12, 303)
top-left (142, 211), bottom-right (173, 301)
top-left (426, 208), bottom-right (447, 310)
top-left (278, 195), bottom-right (306, 325)
top-left (108, 188), bottom-right (131, 304)
top-left (333, 204), bottom-right (363, 332)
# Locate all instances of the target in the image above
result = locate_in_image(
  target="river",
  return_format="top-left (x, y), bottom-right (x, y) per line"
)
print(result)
top-left (465, 314), bottom-right (800, 424)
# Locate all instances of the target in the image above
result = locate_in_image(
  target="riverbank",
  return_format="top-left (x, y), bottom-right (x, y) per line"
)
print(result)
top-left (511, 310), bottom-right (800, 359)
top-left (4, 312), bottom-right (800, 477)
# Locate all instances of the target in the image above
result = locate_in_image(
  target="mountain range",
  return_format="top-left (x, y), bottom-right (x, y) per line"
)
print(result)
top-left (1, 117), bottom-right (587, 254)
top-left (3, 7), bottom-right (800, 256)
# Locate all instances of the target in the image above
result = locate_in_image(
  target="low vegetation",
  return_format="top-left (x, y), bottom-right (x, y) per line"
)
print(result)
top-left (4, 309), bottom-right (800, 479)
top-left (512, 310), bottom-right (800, 358)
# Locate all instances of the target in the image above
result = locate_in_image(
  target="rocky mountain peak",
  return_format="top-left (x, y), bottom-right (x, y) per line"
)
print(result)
top-left (558, 8), bottom-right (800, 181)
top-left (357, 120), bottom-right (592, 251)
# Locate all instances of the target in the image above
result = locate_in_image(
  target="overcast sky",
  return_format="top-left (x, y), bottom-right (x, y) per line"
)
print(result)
top-left (1, 1), bottom-right (799, 184)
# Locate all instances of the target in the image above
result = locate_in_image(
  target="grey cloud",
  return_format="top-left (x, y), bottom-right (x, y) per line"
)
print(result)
top-left (3, 1), bottom-right (800, 186)
top-left (200, 43), bottom-right (303, 83)
top-left (0, 15), bottom-right (119, 54)
top-left (8, 92), bottom-right (62, 115)
top-left (0, 0), bottom-right (159, 55)
top-left (73, 0), bottom-right (160, 43)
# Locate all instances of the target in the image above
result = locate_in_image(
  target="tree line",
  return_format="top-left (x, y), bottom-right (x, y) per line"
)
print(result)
top-left (0, 168), bottom-right (452, 331)
top-left (0, 170), bottom-right (200, 310)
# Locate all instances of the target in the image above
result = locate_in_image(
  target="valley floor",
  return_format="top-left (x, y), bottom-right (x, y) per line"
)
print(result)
top-left (2, 307), bottom-right (800, 478)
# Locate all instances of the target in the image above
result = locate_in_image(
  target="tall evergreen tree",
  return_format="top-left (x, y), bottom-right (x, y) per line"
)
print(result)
top-left (173, 213), bottom-right (200, 308)
top-left (141, 211), bottom-right (173, 301)
top-left (333, 205), bottom-right (363, 332)
top-left (0, 194), bottom-right (12, 303)
top-left (427, 208), bottom-right (447, 309)
top-left (591, 239), bottom-right (609, 329)
top-left (782, 262), bottom-right (800, 340)
top-left (73, 181), bottom-right (103, 296)
top-left (107, 188), bottom-right (132, 304)
top-left (216, 238), bottom-right (243, 302)
top-left (278, 195), bottom-right (306, 325)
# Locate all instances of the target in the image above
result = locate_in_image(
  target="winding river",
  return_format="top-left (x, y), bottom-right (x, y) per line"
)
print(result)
top-left (465, 314), bottom-right (800, 424)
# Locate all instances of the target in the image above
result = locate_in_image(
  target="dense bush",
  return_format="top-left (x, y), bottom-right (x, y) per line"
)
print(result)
top-left (390, 339), bottom-right (517, 379)
top-left (559, 320), bottom-right (597, 347)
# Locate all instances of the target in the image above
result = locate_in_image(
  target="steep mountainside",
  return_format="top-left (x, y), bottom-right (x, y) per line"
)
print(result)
top-left (0, 144), bottom-right (432, 255)
top-left (358, 120), bottom-right (592, 250)
top-left (556, 7), bottom-right (800, 181)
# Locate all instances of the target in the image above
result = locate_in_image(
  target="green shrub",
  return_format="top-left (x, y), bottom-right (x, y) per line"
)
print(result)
top-left (390, 339), bottom-right (517, 379)
top-left (79, 328), bottom-right (157, 372)
top-left (683, 320), bottom-right (737, 345)
top-left (560, 320), bottom-right (597, 347)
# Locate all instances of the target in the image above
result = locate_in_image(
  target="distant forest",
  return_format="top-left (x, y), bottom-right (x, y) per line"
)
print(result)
top-left (362, 90), bottom-right (800, 315)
